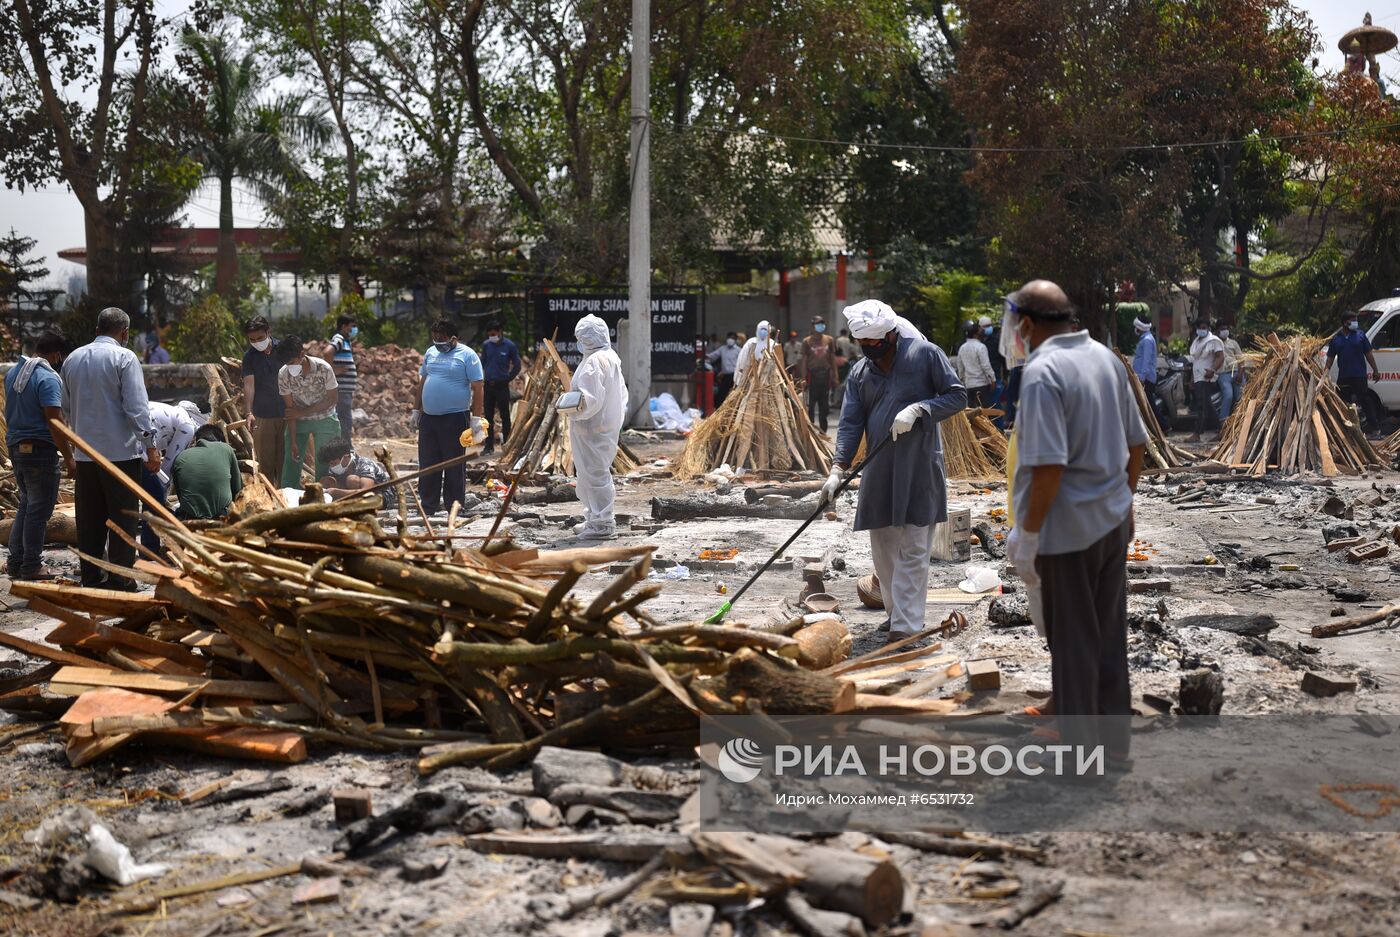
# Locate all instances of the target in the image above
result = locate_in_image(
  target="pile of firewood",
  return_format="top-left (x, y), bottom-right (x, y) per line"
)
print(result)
top-left (499, 341), bottom-right (640, 476)
top-left (941, 409), bottom-right (1003, 480)
top-left (1, 465), bottom-right (955, 771)
top-left (1116, 353), bottom-right (1193, 470)
top-left (675, 351), bottom-right (832, 479)
top-left (1210, 334), bottom-right (1380, 476)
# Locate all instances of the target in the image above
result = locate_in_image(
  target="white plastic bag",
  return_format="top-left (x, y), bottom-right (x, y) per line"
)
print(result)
top-left (957, 566), bottom-right (1002, 594)
top-left (84, 824), bottom-right (169, 886)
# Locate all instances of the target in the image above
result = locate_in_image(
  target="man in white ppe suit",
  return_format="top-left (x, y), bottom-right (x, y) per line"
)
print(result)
top-left (562, 315), bottom-right (629, 539)
top-left (821, 300), bottom-right (966, 643)
top-left (734, 320), bottom-right (778, 387)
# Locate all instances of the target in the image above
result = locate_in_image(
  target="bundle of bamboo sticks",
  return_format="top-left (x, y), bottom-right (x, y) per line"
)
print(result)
top-left (675, 351), bottom-right (832, 478)
top-left (1209, 334), bottom-right (1380, 476)
top-left (940, 409), bottom-right (1003, 479)
top-left (500, 341), bottom-right (641, 476)
top-left (1115, 353), bottom-right (1192, 470)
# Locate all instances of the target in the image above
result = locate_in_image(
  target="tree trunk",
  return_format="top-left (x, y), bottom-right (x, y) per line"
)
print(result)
top-left (82, 206), bottom-right (127, 311)
top-left (216, 173), bottom-right (238, 300)
top-left (340, 134), bottom-right (362, 295)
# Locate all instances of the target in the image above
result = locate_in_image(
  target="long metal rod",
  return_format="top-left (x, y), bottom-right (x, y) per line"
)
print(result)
top-left (724, 434), bottom-right (894, 610)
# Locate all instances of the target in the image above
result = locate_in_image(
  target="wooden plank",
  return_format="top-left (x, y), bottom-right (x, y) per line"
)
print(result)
top-left (1230, 400), bottom-right (1257, 466)
top-left (1313, 410), bottom-right (1339, 477)
top-left (49, 666), bottom-right (288, 702)
top-left (849, 694), bottom-right (961, 715)
top-left (0, 629), bottom-right (115, 669)
top-left (60, 687), bottom-right (183, 766)
top-left (147, 727), bottom-right (307, 764)
top-left (9, 581), bottom-right (168, 617)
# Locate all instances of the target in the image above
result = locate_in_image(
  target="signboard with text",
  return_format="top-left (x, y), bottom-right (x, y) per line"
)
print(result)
top-left (531, 290), bottom-right (701, 375)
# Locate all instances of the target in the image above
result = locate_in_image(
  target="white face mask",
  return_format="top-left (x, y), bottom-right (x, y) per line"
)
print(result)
top-left (329, 459), bottom-right (349, 475)
top-left (287, 363), bottom-right (303, 377)
top-left (487, 335), bottom-right (501, 343)
top-left (1219, 329), bottom-right (1229, 339)
top-left (726, 338), bottom-right (736, 347)
top-left (251, 337), bottom-right (271, 352)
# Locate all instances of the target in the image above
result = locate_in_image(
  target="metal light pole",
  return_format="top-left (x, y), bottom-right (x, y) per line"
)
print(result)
top-left (626, 0), bottom-right (653, 427)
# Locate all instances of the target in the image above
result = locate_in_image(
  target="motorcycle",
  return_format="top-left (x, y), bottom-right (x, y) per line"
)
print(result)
top-left (1156, 353), bottom-right (1222, 432)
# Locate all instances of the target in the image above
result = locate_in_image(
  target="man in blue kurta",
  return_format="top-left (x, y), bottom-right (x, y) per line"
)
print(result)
top-left (822, 300), bottom-right (967, 642)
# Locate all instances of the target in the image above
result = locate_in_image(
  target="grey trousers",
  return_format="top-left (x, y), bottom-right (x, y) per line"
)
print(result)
top-left (869, 524), bottom-right (934, 635)
top-left (1037, 519), bottom-right (1133, 757)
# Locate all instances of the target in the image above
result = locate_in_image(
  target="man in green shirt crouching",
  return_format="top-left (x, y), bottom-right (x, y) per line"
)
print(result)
top-left (172, 425), bottom-right (244, 519)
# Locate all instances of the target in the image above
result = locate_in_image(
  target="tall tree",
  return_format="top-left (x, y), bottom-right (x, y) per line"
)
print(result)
top-left (234, 0), bottom-right (375, 293)
top-left (180, 29), bottom-right (330, 300)
top-left (0, 0), bottom-right (165, 309)
top-left (0, 228), bottom-right (51, 340)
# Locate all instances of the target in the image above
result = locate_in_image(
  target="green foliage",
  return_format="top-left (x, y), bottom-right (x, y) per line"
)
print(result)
top-left (319, 293), bottom-right (400, 346)
top-left (1239, 243), bottom-right (1353, 338)
top-left (168, 294), bottom-right (245, 363)
top-left (1164, 336), bottom-right (1190, 358)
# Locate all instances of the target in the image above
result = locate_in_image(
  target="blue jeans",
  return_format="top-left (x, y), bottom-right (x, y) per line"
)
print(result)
top-left (6, 443), bottom-right (61, 577)
top-left (1217, 372), bottom-right (1236, 421)
top-left (140, 467), bottom-right (167, 554)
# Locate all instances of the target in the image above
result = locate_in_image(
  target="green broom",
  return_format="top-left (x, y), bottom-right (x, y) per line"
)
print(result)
top-left (703, 434), bottom-right (893, 624)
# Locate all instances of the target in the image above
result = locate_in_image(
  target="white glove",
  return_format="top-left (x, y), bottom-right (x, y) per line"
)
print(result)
top-left (890, 403), bottom-right (924, 441)
top-left (410, 409), bottom-right (422, 431)
top-left (819, 468), bottom-right (844, 505)
top-left (1006, 526), bottom-right (1041, 587)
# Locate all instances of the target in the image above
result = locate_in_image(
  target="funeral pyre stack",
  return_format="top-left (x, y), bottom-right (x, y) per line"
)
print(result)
top-left (1115, 353), bottom-right (1193, 470)
top-left (1, 486), bottom-right (909, 772)
top-left (1210, 334), bottom-right (1380, 475)
top-left (676, 351), bottom-right (832, 479)
top-left (499, 340), bottom-right (641, 476)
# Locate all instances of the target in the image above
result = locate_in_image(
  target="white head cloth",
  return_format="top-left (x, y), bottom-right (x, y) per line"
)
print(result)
top-left (575, 314), bottom-right (611, 351)
top-left (1134, 317), bottom-right (1151, 333)
top-left (178, 400), bottom-right (209, 427)
top-left (842, 300), bottom-right (898, 340)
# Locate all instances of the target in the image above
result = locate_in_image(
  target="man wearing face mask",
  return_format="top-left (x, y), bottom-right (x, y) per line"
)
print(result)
top-left (734, 320), bottom-right (778, 388)
top-left (561, 314), bottom-right (629, 539)
top-left (706, 332), bottom-right (741, 407)
top-left (955, 321), bottom-right (997, 408)
top-left (241, 316), bottom-right (285, 480)
top-left (329, 314), bottom-right (359, 441)
top-left (1186, 317), bottom-right (1225, 443)
top-left (5, 330), bottom-right (76, 581)
top-left (1326, 312), bottom-right (1384, 434)
top-left (821, 300), bottom-right (966, 643)
top-left (802, 315), bottom-right (838, 432)
top-left (1216, 324), bottom-right (1243, 421)
top-left (479, 319), bottom-right (522, 455)
top-left (414, 320), bottom-right (485, 515)
top-left (276, 336), bottom-right (342, 486)
top-left (1003, 280), bottom-right (1146, 763)
top-left (317, 438), bottom-right (393, 507)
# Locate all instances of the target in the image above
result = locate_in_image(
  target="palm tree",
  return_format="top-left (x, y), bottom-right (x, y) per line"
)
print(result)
top-left (181, 30), bottom-right (331, 299)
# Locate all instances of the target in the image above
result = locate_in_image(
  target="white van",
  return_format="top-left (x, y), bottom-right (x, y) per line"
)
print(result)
top-left (1354, 297), bottom-right (1400, 412)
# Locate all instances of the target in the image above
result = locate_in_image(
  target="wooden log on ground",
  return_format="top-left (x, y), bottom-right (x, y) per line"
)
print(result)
top-left (1311, 602), bottom-right (1399, 638)
top-left (791, 618), bottom-right (852, 670)
top-left (744, 480), bottom-right (859, 503)
top-left (693, 831), bottom-right (904, 927)
top-left (652, 496), bottom-right (819, 522)
top-left (702, 651), bottom-right (855, 714)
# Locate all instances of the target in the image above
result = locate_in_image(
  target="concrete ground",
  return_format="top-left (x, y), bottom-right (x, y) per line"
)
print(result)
top-left (2, 430), bottom-right (1399, 936)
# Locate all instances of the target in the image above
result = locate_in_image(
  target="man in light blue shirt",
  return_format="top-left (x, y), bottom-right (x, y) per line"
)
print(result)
top-left (1131, 317), bottom-right (1157, 389)
top-left (412, 318), bottom-right (485, 514)
top-left (1004, 280), bottom-right (1147, 762)
top-left (61, 307), bottom-right (161, 590)
top-left (5, 331), bottom-right (76, 581)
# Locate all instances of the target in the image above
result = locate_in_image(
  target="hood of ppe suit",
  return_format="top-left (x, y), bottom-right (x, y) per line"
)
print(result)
top-left (575, 314), bottom-right (611, 353)
top-left (843, 300), bottom-right (898, 340)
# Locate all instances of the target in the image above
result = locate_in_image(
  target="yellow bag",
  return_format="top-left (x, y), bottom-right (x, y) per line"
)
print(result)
top-left (1005, 428), bottom-right (1018, 527)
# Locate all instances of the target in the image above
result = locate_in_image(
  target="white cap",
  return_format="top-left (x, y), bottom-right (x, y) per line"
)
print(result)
top-left (842, 299), bottom-right (898, 340)
top-left (978, 315), bottom-right (993, 327)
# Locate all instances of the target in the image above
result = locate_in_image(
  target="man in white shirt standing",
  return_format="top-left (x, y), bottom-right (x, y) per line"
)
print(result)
top-left (955, 322), bottom-right (998, 408)
top-left (1187, 317), bottom-right (1225, 442)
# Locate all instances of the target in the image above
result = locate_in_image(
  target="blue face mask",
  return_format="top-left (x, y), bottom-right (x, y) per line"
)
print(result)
top-left (348, 326), bottom-right (359, 339)
top-left (983, 325), bottom-right (994, 335)
top-left (757, 328), bottom-right (769, 341)
top-left (814, 323), bottom-right (826, 334)
top-left (1196, 329), bottom-right (1208, 338)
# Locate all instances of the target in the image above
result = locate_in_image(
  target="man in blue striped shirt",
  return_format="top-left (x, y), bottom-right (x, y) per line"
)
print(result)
top-left (61, 307), bottom-right (161, 590)
top-left (329, 314), bottom-right (358, 440)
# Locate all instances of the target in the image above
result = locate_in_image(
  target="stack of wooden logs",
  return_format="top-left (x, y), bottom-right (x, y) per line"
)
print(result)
top-left (1210, 334), bottom-right (1380, 476)
top-left (0, 474), bottom-right (926, 771)
top-left (500, 341), bottom-right (641, 476)
top-left (1116, 353), bottom-right (1193, 469)
top-left (675, 351), bottom-right (832, 479)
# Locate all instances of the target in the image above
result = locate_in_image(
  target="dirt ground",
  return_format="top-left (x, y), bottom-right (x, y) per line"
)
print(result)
top-left (3, 430), bottom-right (1400, 936)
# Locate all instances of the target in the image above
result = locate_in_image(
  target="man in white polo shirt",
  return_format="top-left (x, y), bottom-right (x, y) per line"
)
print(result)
top-left (1004, 280), bottom-right (1147, 762)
